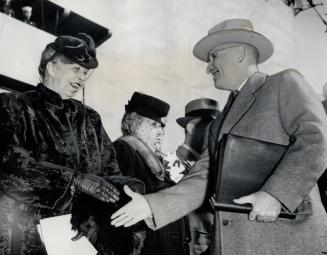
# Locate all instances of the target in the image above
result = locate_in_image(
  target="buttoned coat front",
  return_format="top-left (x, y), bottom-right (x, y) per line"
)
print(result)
top-left (145, 69), bottom-right (327, 255)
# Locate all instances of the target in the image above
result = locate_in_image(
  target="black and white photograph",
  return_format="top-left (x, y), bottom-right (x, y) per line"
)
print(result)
top-left (0, 0), bottom-right (327, 254)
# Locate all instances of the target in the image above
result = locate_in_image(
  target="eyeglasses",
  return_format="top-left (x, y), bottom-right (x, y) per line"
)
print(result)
top-left (208, 43), bottom-right (242, 62)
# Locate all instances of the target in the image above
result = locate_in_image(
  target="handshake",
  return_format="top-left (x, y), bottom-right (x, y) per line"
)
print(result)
top-left (74, 173), bottom-right (120, 203)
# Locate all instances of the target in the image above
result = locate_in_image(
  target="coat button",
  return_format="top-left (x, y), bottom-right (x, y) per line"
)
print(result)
top-left (222, 219), bottom-right (229, 226)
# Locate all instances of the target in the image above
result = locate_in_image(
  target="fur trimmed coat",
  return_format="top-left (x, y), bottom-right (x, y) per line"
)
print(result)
top-left (114, 137), bottom-right (188, 255)
top-left (0, 84), bottom-right (119, 255)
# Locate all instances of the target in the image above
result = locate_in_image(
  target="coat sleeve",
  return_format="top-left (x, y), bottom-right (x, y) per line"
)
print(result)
top-left (0, 93), bottom-right (74, 209)
top-left (94, 113), bottom-right (120, 177)
top-left (144, 149), bottom-right (210, 229)
top-left (261, 69), bottom-right (327, 212)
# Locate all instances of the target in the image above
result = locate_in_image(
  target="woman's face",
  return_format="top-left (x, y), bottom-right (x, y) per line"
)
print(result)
top-left (47, 56), bottom-right (93, 99)
top-left (134, 116), bottom-right (166, 153)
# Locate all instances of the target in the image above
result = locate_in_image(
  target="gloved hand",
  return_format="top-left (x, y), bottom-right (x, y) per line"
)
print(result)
top-left (74, 173), bottom-right (120, 203)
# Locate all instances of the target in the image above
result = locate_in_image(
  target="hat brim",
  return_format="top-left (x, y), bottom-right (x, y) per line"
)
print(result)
top-left (72, 58), bottom-right (98, 69)
top-left (176, 114), bottom-right (217, 127)
top-left (193, 29), bottom-right (274, 64)
top-left (176, 116), bottom-right (200, 128)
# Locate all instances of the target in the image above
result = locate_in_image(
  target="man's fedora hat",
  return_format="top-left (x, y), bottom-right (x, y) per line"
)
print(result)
top-left (177, 98), bottom-right (220, 127)
top-left (125, 92), bottom-right (170, 126)
top-left (193, 19), bottom-right (274, 64)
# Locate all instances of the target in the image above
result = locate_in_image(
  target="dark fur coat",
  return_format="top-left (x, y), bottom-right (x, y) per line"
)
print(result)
top-left (71, 175), bottom-right (146, 255)
top-left (0, 84), bottom-right (119, 255)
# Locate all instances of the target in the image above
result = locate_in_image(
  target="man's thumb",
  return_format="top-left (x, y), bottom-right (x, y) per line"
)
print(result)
top-left (123, 185), bottom-right (135, 198)
top-left (234, 195), bottom-right (253, 205)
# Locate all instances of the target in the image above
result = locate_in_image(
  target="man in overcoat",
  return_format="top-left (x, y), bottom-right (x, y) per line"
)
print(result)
top-left (175, 98), bottom-right (219, 255)
top-left (111, 19), bottom-right (327, 255)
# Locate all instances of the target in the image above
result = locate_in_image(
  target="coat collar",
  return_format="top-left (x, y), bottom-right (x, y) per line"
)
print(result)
top-left (37, 83), bottom-right (65, 109)
top-left (218, 72), bottom-right (267, 141)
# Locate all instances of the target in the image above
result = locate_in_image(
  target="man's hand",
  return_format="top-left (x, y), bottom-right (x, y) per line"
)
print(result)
top-left (111, 185), bottom-right (152, 227)
top-left (74, 173), bottom-right (120, 203)
top-left (233, 191), bottom-right (281, 222)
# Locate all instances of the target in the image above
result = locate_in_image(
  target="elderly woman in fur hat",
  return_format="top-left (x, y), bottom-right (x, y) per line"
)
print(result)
top-left (0, 33), bottom-right (122, 254)
top-left (113, 92), bottom-right (187, 255)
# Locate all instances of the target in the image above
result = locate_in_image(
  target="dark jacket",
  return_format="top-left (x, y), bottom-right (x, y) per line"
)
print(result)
top-left (113, 138), bottom-right (187, 255)
top-left (0, 84), bottom-right (119, 255)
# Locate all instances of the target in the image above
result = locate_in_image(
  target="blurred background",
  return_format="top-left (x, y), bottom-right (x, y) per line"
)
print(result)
top-left (0, 0), bottom-right (326, 152)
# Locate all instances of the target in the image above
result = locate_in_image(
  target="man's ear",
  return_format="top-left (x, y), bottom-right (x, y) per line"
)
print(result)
top-left (45, 61), bottom-right (55, 77)
top-left (235, 45), bottom-right (246, 63)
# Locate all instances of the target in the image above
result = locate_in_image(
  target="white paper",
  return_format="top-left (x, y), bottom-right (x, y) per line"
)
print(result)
top-left (36, 224), bottom-right (44, 243)
top-left (38, 214), bottom-right (97, 255)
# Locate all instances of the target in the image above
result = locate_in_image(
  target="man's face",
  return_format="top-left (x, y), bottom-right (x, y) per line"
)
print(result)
top-left (206, 45), bottom-right (242, 91)
top-left (135, 117), bottom-right (166, 153)
top-left (22, 9), bottom-right (32, 19)
top-left (48, 57), bottom-right (92, 99)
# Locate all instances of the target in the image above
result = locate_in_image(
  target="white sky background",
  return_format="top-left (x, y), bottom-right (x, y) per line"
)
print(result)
top-left (0, 0), bottom-right (325, 152)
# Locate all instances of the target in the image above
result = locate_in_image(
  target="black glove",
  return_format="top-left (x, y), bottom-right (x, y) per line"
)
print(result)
top-left (74, 173), bottom-right (120, 203)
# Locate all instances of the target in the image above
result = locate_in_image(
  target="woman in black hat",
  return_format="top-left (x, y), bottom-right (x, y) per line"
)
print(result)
top-left (113, 92), bottom-right (187, 255)
top-left (0, 33), bottom-right (121, 254)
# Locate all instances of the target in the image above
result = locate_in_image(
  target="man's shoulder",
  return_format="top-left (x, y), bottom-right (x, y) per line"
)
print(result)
top-left (269, 69), bottom-right (304, 82)
top-left (264, 69), bottom-right (310, 95)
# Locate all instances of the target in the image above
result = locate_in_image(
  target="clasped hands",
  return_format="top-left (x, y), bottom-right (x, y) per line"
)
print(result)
top-left (74, 173), bottom-right (120, 203)
top-left (73, 174), bottom-right (151, 227)
top-left (110, 189), bottom-right (282, 227)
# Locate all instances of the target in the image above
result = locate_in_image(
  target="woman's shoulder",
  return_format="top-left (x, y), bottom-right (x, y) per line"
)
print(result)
top-left (0, 89), bottom-right (39, 108)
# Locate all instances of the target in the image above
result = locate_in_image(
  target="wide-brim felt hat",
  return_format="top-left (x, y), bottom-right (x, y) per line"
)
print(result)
top-left (126, 92), bottom-right (170, 126)
top-left (193, 19), bottom-right (273, 64)
top-left (48, 33), bottom-right (98, 69)
top-left (177, 98), bottom-right (220, 128)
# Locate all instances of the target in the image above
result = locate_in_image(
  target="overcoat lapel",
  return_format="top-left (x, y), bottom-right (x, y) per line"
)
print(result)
top-left (218, 72), bottom-right (267, 141)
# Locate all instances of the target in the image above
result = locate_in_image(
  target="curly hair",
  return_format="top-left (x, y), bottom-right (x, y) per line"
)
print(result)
top-left (38, 46), bottom-right (75, 78)
top-left (121, 112), bottom-right (145, 136)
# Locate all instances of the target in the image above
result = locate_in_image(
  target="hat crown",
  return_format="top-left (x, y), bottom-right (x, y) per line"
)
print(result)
top-left (208, 19), bottom-right (254, 35)
top-left (49, 33), bottom-right (98, 69)
top-left (176, 98), bottom-right (220, 127)
top-left (126, 92), bottom-right (170, 125)
top-left (185, 98), bottom-right (218, 115)
top-left (193, 18), bottom-right (273, 64)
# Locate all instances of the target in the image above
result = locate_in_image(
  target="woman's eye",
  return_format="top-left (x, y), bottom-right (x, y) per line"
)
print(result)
top-left (151, 122), bottom-right (160, 128)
